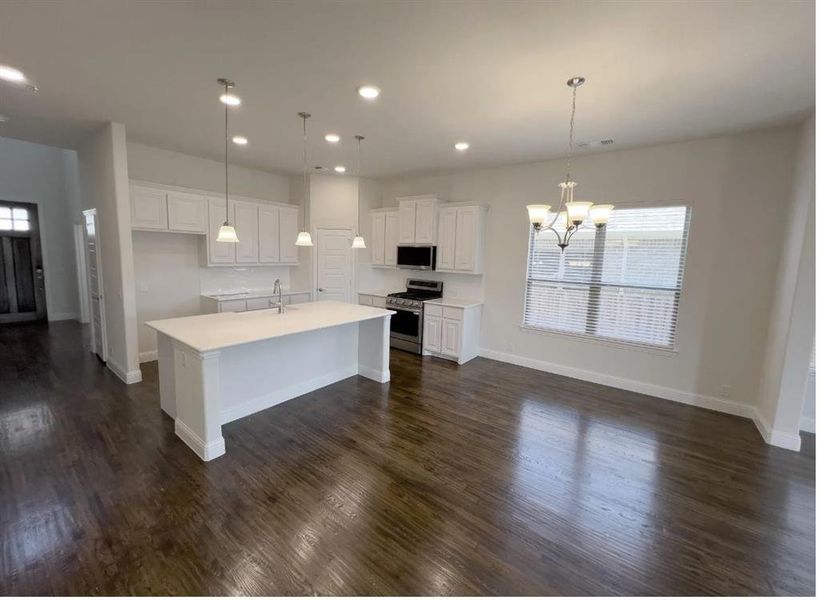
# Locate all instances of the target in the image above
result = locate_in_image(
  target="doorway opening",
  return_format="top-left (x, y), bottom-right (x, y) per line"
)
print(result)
top-left (0, 201), bottom-right (47, 324)
top-left (82, 209), bottom-right (107, 363)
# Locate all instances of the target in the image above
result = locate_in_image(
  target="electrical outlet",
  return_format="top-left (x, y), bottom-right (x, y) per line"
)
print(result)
top-left (719, 384), bottom-right (732, 398)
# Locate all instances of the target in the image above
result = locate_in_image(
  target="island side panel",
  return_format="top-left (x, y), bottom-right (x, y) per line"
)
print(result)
top-left (358, 315), bottom-right (391, 383)
top-left (156, 332), bottom-right (176, 418)
top-left (172, 344), bottom-right (226, 461)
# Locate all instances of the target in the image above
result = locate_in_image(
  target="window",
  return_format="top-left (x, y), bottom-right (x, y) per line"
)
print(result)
top-left (0, 206), bottom-right (30, 232)
top-left (523, 204), bottom-right (691, 350)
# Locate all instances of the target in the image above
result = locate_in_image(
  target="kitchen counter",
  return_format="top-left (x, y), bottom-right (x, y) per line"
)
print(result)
top-left (424, 297), bottom-right (484, 309)
top-left (357, 288), bottom-right (400, 297)
top-left (146, 301), bottom-right (394, 461)
top-left (201, 288), bottom-right (311, 301)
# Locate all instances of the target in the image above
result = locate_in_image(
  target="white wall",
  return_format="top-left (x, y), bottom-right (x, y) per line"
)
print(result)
top-left (127, 142), bottom-right (298, 359)
top-left (377, 126), bottom-right (803, 417)
top-left (0, 136), bottom-right (82, 320)
top-left (77, 122), bottom-right (141, 383)
top-left (755, 116), bottom-right (815, 449)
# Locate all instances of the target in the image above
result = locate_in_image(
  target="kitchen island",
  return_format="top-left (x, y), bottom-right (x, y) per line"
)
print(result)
top-left (146, 301), bottom-right (393, 461)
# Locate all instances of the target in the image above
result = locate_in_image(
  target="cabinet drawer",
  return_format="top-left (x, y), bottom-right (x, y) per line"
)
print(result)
top-left (219, 299), bottom-right (247, 312)
top-left (425, 303), bottom-right (443, 316)
top-left (372, 296), bottom-right (386, 308)
top-left (245, 297), bottom-right (273, 311)
top-left (359, 294), bottom-right (373, 306)
top-left (443, 306), bottom-right (463, 320)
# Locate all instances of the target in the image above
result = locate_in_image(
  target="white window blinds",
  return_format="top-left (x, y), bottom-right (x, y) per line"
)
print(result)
top-left (524, 205), bottom-right (691, 350)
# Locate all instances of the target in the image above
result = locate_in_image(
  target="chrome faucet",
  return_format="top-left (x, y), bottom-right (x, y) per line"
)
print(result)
top-left (272, 279), bottom-right (284, 314)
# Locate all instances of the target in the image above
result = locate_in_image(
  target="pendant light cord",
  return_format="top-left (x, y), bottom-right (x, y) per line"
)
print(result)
top-left (565, 82), bottom-right (578, 185)
top-left (302, 113), bottom-right (308, 227)
top-left (224, 81), bottom-right (229, 217)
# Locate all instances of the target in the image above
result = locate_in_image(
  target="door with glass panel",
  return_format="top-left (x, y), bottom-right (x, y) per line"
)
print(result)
top-left (0, 201), bottom-right (46, 323)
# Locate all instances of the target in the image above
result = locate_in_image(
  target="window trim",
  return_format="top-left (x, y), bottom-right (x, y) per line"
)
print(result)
top-left (520, 200), bottom-right (692, 353)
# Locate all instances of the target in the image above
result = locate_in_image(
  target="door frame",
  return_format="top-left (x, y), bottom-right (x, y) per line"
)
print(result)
top-left (83, 208), bottom-right (107, 362)
top-left (0, 200), bottom-right (47, 323)
top-left (312, 225), bottom-right (355, 303)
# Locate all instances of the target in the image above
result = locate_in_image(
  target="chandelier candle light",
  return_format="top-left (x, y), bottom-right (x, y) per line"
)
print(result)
top-left (526, 76), bottom-right (613, 250)
top-left (351, 135), bottom-right (367, 249)
top-left (215, 78), bottom-right (240, 243)
top-left (295, 112), bottom-right (313, 247)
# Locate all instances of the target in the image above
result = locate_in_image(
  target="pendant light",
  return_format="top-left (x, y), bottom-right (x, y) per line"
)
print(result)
top-left (526, 76), bottom-right (613, 251)
top-left (351, 134), bottom-right (367, 249)
top-left (215, 78), bottom-right (239, 243)
top-left (295, 111), bottom-right (313, 247)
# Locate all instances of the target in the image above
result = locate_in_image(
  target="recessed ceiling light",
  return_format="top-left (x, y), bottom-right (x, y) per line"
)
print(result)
top-left (357, 85), bottom-right (380, 100)
top-left (324, 133), bottom-right (340, 143)
top-left (232, 136), bottom-right (248, 145)
top-left (220, 93), bottom-right (241, 106)
top-left (0, 65), bottom-right (26, 83)
top-left (454, 141), bottom-right (470, 151)
top-left (334, 165), bottom-right (346, 173)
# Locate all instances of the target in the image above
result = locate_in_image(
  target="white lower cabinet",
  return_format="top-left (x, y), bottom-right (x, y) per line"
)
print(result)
top-left (201, 292), bottom-right (312, 314)
top-left (422, 302), bottom-right (482, 364)
top-left (358, 293), bottom-right (387, 308)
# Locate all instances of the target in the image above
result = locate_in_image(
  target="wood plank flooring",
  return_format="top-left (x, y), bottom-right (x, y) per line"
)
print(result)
top-left (0, 320), bottom-right (814, 595)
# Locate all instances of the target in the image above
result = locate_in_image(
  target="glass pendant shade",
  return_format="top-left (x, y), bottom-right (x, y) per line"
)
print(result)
top-left (352, 235), bottom-right (367, 249)
top-left (565, 201), bottom-right (593, 224)
top-left (526, 204), bottom-right (551, 229)
top-left (295, 230), bottom-right (313, 246)
top-left (589, 204), bottom-right (614, 226)
top-left (216, 223), bottom-right (239, 243)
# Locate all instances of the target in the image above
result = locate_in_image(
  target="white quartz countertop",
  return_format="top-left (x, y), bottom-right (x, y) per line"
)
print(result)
top-left (201, 289), bottom-right (311, 301)
top-left (146, 300), bottom-right (394, 353)
top-left (424, 297), bottom-right (484, 309)
top-left (357, 289), bottom-right (401, 297)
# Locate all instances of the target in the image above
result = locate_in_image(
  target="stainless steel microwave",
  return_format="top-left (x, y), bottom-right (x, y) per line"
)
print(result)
top-left (396, 245), bottom-right (437, 270)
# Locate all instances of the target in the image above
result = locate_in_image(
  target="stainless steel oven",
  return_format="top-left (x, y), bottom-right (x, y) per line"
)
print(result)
top-left (386, 279), bottom-right (444, 354)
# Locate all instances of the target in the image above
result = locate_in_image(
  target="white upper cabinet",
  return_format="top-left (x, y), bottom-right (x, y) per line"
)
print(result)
top-left (233, 200), bottom-right (260, 264)
top-left (436, 204), bottom-right (486, 274)
top-left (397, 195), bottom-right (439, 245)
top-left (258, 205), bottom-right (280, 264)
top-left (206, 196), bottom-right (235, 264)
top-left (384, 211), bottom-right (398, 266)
top-left (279, 206), bottom-right (299, 264)
top-left (370, 209), bottom-right (399, 268)
top-left (131, 185), bottom-right (168, 230)
top-left (167, 191), bottom-right (206, 233)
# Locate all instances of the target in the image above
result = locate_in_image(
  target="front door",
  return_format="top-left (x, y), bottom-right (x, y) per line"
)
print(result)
top-left (316, 228), bottom-right (353, 302)
top-left (0, 201), bottom-right (46, 324)
top-left (84, 210), bottom-right (106, 362)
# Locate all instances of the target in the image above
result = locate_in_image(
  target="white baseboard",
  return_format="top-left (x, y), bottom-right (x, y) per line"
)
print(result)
top-left (175, 419), bottom-right (225, 461)
top-left (48, 311), bottom-right (80, 322)
top-left (799, 415), bottom-right (815, 434)
top-left (479, 348), bottom-right (755, 419)
top-left (220, 364), bottom-right (358, 425)
top-left (139, 349), bottom-right (158, 363)
top-left (107, 359), bottom-right (143, 385)
top-left (359, 365), bottom-right (390, 383)
top-left (753, 408), bottom-right (802, 451)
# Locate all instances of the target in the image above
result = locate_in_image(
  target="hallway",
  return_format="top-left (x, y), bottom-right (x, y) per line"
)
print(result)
top-left (0, 321), bottom-right (815, 595)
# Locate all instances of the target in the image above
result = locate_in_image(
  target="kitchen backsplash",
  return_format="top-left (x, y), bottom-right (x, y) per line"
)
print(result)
top-left (357, 265), bottom-right (484, 300)
top-left (199, 265), bottom-right (297, 295)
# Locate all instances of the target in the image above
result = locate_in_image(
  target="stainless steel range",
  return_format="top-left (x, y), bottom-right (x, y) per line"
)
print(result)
top-left (386, 279), bottom-right (443, 354)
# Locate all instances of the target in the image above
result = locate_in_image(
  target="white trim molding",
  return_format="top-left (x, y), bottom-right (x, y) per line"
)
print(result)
top-left (47, 311), bottom-right (80, 322)
top-left (479, 348), bottom-right (755, 418)
top-left (107, 359), bottom-right (143, 385)
top-left (175, 419), bottom-right (226, 461)
top-left (799, 415), bottom-right (815, 434)
top-left (753, 408), bottom-right (802, 452)
top-left (139, 349), bottom-right (158, 363)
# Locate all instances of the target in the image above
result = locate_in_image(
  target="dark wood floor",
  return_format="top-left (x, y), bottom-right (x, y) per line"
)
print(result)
top-left (0, 321), bottom-right (814, 595)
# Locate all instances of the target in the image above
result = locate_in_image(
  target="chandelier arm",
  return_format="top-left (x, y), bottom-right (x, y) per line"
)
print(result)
top-left (545, 225), bottom-right (563, 245)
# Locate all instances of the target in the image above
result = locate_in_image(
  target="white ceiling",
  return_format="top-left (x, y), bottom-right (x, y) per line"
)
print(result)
top-left (0, 0), bottom-right (814, 178)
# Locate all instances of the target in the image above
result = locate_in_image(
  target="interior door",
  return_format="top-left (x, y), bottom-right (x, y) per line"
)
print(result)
top-left (316, 228), bottom-right (353, 302)
top-left (0, 202), bottom-right (46, 324)
top-left (84, 211), bottom-right (106, 362)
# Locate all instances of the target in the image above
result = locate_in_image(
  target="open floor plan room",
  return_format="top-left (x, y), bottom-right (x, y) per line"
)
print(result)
top-left (0, 0), bottom-right (815, 597)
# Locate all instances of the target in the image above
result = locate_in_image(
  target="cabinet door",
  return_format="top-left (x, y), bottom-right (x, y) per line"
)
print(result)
top-left (218, 299), bottom-right (246, 313)
top-left (131, 185), bottom-right (167, 230)
top-left (384, 211), bottom-right (399, 267)
top-left (437, 207), bottom-right (457, 270)
top-left (454, 206), bottom-right (479, 271)
top-left (207, 196), bottom-right (235, 264)
top-left (398, 200), bottom-right (416, 244)
top-left (167, 191), bottom-right (206, 233)
top-left (258, 205), bottom-right (280, 263)
top-left (246, 297), bottom-right (273, 311)
top-left (233, 201), bottom-right (259, 263)
top-left (441, 318), bottom-right (462, 357)
top-left (415, 198), bottom-right (438, 244)
top-left (371, 212), bottom-right (386, 265)
top-left (279, 207), bottom-right (299, 263)
top-left (423, 315), bottom-right (442, 353)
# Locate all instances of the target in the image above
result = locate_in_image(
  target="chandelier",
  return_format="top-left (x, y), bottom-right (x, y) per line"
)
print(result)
top-left (527, 76), bottom-right (613, 251)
